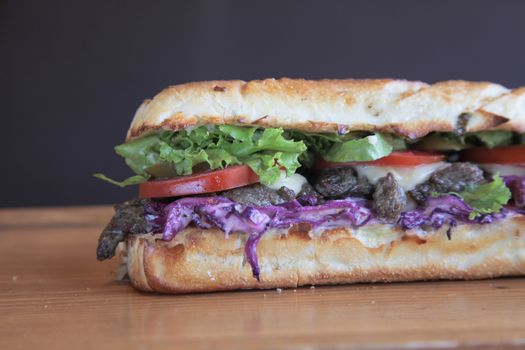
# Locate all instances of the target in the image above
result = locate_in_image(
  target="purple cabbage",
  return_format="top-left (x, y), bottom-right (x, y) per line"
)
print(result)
top-left (245, 232), bottom-right (265, 281)
top-left (143, 199), bottom-right (168, 232)
top-left (270, 198), bottom-right (372, 229)
top-left (398, 195), bottom-right (507, 237)
top-left (146, 192), bottom-right (521, 280)
top-left (151, 197), bottom-right (373, 279)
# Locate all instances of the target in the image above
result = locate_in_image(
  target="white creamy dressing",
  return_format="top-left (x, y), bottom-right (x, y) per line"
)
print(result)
top-left (265, 171), bottom-right (308, 195)
top-left (353, 162), bottom-right (450, 191)
top-left (479, 164), bottom-right (525, 176)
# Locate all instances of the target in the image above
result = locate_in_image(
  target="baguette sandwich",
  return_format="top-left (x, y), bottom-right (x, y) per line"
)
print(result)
top-left (96, 78), bottom-right (525, 293)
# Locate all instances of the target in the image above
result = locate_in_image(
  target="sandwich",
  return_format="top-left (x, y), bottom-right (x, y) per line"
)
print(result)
top-left (95, 78), bottom-right (525, 293)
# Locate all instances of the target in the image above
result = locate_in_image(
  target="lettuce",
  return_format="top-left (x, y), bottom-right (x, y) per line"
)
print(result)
top-left (114, 134), bottom-right (163, 176)
top-left (415, 131), bottom-right (514, 151)
top-left (472, 131), bottom-right (514, 148)
top-left (322, 133), bottom-right (394, 162)
top-left (435, 174), bottom-right (512, 219)
top-left (96, 126), bottom-right (306, 186)
top-left (287, 131), bottom-right (401, 162)
top-left (96, 126), bottom-right (402, 187)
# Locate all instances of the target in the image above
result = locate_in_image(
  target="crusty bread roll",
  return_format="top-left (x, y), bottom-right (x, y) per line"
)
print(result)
top-left (127, 78), bottom-right (525, 141)
top-left (124, 215), bottom-right (525, 293)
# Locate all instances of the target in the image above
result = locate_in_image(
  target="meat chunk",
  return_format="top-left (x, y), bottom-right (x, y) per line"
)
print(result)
top-left (97, 198), bottom-right (152, 260)
top-left (296, 182), bottom-right (324, 205)
top-left (409, 163), bottom-right (484, 203)
top-left (314, 167), bottom-right (373, 199)
top-left (221, 184), bottom-right (296, 206)
top-left (504, 176), bottom-right (525, 208)
top-left (373, 173), bottom-right (407, 222)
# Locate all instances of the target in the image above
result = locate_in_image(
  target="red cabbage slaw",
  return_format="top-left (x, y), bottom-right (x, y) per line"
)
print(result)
top-left (143, 187), bottom-right (524, 280)
top-left (398, 195), bottom-right (508, 239)
top-left (146, 196), bottom-right (373, 280)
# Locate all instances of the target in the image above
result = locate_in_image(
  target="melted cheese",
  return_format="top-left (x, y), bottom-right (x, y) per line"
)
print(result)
top-left (265, 171), bottom-right (307, 195)
top-left (353, 162), bottom-right (449, 191)
top-left (479, 164), bottom-right (525, 177)
top-left (351, 224), bottom-right (402, 248)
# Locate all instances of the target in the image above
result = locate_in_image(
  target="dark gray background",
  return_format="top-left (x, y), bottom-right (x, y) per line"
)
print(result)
top-left (2, 0), bottom-right (524, 207)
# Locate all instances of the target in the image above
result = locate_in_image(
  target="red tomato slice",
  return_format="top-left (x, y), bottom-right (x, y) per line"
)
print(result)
top-left (139, 165), bottom-right (259, 198)
top-left (315, 151), bottom-right (445, 168)
top-left (461, 145), bottom-right (525, 164)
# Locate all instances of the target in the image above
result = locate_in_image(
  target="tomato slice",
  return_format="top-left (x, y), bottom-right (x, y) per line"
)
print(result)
top-left (461, 145), bottom-right (525, 164)
top-left (314, 151), bottom-right (445, 168)
top-left (139, 165), bottom-right (259, 198)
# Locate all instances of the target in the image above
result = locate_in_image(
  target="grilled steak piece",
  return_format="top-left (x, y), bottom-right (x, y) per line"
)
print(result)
top-left (221, 184), bottom-right (298, 206)
top-left (409, 163), bottom-right (484, 203)
top-left (314, 167), bottom-right (373, 199)
top-left (373, 173), bottom-right (407, 222)
top-left (97, 198), bottom-right (153, 260)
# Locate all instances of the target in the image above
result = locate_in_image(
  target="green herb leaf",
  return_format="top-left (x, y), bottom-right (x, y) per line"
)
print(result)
top-left (433, 175), bottom-right (511, 218)
top-left (457, 174), bottom-right (511, 217)
top-left (93, 173), bottom-right (149, 187)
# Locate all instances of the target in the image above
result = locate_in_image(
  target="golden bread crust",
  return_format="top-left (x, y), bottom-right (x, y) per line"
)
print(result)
top-left (125, 78), bottom-right (525, 141)
top-left (125, 215), bottom-right (525, 293)
top-left (484, 87), bottom-right (525, 132)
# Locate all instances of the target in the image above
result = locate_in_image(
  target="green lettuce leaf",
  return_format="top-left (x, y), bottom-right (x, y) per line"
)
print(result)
top-left (244, 151), bottom-right (303, 184)
top-left (96, 125), bottom-right (307, 186)
top-left (219, 126), bottom-right (307, 156)
top-left (96, 125), bottom-right (403, 187)
top-left (468, 131), bottom-right (514, 148)
top-left (114, 134), bottom-right (162, 176)
top-left (415, 131), bottom-right (514, 151)
top-left (438, 174), bottom-right (512, 219)
top-left (322, 133), bottom-right (394, 162)
top-left (287, 131), bottom-right (401, 162)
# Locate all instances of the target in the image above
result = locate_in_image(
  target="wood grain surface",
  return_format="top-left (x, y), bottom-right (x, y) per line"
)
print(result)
top-left (1, 206), bottom-right (524, 350)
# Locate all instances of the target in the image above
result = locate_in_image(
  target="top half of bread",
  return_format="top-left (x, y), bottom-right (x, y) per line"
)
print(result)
top-left (126, 78), bottom-right (525, 141)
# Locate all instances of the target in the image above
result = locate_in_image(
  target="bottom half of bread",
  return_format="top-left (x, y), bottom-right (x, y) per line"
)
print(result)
top-left (124, 215), bottom-right (525, 293)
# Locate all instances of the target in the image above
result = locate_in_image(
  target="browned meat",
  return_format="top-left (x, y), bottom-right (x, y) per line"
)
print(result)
top-left (373, 173), bottom-right (407, 222)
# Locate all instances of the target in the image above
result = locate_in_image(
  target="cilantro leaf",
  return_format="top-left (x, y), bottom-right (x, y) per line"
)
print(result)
top-left (456, 174), bottom-right (511, 218)
top-left (432, 175), bottom-right (511, 219)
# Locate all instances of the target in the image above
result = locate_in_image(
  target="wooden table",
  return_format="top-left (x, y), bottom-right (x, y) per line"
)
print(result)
top-left (1, 206), bottom-right (524, 350)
